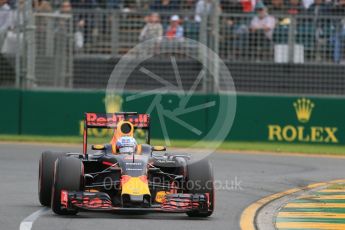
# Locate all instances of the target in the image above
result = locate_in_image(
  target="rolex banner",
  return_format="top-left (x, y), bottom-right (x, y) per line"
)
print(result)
top-left (229, 95), bottom-right (345, 144)
top-left (0, 89), bottom-right (344, 145)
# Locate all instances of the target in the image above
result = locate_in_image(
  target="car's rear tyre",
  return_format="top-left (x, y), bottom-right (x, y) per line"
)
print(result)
top-left (38, 151), bottom-right (66, 206)
top-left (186, 158), bottom-right (214, 217)
top-left (51, 156), bottom-right (84, 215)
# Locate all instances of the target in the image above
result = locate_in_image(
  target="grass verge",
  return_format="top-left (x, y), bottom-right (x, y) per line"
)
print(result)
top-left (327, 183), bottom-right (345, 190)
top-left (0, 134), bottom-right (345, 155)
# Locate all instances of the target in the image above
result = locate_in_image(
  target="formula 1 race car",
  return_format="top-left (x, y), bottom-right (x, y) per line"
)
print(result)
top-left (38, 112), bottom-right (214, 217)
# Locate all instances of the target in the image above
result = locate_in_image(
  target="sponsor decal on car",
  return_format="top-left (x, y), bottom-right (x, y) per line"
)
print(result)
top-left (155, 191), bottom-right (170, 203)
top-left (86, 113), bottom-right (149, 128)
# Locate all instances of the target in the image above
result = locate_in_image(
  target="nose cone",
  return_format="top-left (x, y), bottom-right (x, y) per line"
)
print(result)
top-left (121, 175), bottom-right (150, 196)
top-left (121, 175), bottom-right (151, 206)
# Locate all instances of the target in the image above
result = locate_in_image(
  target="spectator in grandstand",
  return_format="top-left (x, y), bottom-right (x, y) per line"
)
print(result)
top-left (34, 0), bottom-right (53, 12)
top-left (61, 0), bottom-right (87, 49)
top-left (97, 0), bottom-right (121, 9)
top-left (9, 0), bottom-right (24, 28)
top-left (0, 0), bottom-right (12, 48)
top-left (333, 0), bottom-right (345, 14)
top-left (56, 0), bottom-right (85, 50)
top-left (60, 0), bottom-right (73, 12)
top-left (70, 0), bottom-right (97, 47)
top-left (139, 12), bottom-right (163, 42)
top-left (229, 0), bottom-right (256, 12)
top-left (184, 0), bottom-right (197, 10)
top-left (249, 2), bottom-right (276, 59)
top-left (302, 0), bottom-right (314, 9)
top-left (122, 0), bottom-right (140, 10)
top-left (7, 0), bottom-right (14, 8)
top-left (308, 0), bottom-right (332, 61)
top-left (50, 0), bottom-right (61, 9)
top-left (165, 14), bottom-right (184, 41)
top-left (308, 0), bottom-right (331, 14)
top-left (287, 0), bottom-right (305, 14)
top-left (220, 0), bottom-right (243, 13)
top-left (267, 0), bottom-right (286, 14)
top-left (150, 0), bottom-right (180, 11)
top-left (134, 0), bottom-right (151, 10)
top-left (332, 0), bottom-right (345, 63)
top-left (250, 3), bottom-right (276, 40)
top-left (240, 0), bottom-right (257, 13)
top-left (195, 0), bottom-right (213, 22)
top-left (70, 0), bottom-right (98, 8)
top-left (139, 13), bottom-right (163, 56)
top-left (179, 0), bottom-right (197, 21)
top-left (1, 0), bottom-right (24, 54)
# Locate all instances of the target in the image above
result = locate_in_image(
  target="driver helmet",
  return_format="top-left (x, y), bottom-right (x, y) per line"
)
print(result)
top-left (116, 136), bottom-right (137, 154)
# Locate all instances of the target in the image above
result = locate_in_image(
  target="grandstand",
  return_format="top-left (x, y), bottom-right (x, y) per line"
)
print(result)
top-left (0, 0), bottom-right (344, 94)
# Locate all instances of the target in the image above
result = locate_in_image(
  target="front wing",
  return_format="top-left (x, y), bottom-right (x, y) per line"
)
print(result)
top-left (61, 190), bottom-right (210, 214)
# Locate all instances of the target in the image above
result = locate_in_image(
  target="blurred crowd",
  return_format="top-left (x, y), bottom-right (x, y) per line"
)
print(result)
top-left (0, 0), bottom-right (344, 63)
top-left (222, 0), bottom-right (345, 15)
top-left (0, 0), bottom-right (343, 14)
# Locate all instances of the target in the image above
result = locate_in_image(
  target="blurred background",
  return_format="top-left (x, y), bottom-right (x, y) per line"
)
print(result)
top-left (0, 0), bottom-right (344, 150)
top-left (2, 0), bottom-right (345, 90)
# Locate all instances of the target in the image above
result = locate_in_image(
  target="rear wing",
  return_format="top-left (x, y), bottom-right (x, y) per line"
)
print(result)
top-left (85, 112), bottom-right (150, 128)
top-left (83, 112), bottom-right (150, 155)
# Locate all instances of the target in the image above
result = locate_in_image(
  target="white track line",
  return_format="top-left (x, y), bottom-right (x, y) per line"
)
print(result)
top-left (19, 207), bottom-right (50, 230)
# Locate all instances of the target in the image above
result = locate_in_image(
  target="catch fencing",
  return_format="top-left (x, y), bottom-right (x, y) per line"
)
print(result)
top-left (1, 4), bottom-right (345, 95)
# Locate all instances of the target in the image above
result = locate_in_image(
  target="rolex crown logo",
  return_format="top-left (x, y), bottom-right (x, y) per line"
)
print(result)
top-left (293, 98), bottom-right (314, 123)
top-left (104, 94), bottom-right (123, 113)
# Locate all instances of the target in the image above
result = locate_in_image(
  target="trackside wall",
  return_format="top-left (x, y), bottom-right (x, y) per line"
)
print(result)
top-left (1, 89), bottom-right (344, 145)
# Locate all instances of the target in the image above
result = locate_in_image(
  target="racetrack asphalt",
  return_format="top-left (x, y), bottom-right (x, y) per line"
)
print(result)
top-left (1, 142), bottom-right (345, 230)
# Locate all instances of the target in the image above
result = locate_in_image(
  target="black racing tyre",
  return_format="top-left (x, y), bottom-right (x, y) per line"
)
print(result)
top-left (51, 156), bottom-right (84, 215)
top-left (186, 158), bottom-right (214, 217)
top-left (38, 151), bottom-right (66, 206)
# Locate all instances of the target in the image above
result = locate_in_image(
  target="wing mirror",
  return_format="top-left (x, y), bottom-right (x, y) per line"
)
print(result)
top-left (91, 144), bottom-right (106, 150)
top-left (152, 146), bottom-right (166, 151)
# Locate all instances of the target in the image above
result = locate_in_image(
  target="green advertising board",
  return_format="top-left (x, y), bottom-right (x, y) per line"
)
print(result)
top-left (0, 89), bottom-right (344, 145)
top-left (229, 95), bottom-right (345, 144)
top-left (0, 89), bottom-right (20, 134)
top-left (20, 90), bottom-right (106, 136)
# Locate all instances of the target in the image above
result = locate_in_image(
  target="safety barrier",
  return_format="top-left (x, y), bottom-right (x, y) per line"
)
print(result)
top-left (0, 89), bottom-right (344, 145)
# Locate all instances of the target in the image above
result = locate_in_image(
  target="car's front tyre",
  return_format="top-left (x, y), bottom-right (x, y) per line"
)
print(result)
top-left (186, 158), bottom-right (214, 217)
top-left (38, 151), bottom-right (66, 206)
top-left (51, 156), bottom-right (84, 215)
